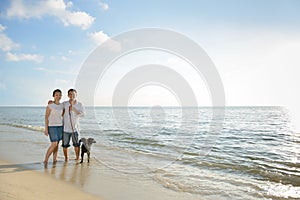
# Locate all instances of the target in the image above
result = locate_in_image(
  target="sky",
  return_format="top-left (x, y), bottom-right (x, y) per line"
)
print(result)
top-left (0, 0), bottom-right (300, 118)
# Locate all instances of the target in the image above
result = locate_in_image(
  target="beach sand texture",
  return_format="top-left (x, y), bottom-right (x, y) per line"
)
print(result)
top-left (0, 159), bottom-right (102, 200)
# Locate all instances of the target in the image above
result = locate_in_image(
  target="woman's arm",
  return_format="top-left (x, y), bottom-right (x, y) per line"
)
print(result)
top-left (44, 106), bottom-right (51, 136)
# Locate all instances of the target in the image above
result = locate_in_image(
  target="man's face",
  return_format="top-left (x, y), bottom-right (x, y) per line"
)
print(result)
top-left (68, 91), bottom-right (77, 100)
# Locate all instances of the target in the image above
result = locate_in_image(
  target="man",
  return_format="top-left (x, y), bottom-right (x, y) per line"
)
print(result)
top-left (61, 89), bottom-right (85, 161)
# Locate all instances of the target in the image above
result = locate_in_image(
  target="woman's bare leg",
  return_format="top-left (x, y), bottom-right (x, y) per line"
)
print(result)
top-left (44, 142), bottom-right (58, 163)
top-left (53, 143), bottom-right (59, 163)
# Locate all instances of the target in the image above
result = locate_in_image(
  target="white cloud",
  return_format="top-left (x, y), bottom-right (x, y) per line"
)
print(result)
top-left (6, 52), bottom-right (44, 63)
top-left (35, 67), bottom-right (47, 71)
top-left (47, 54), bottom-right (71, 61)
top-left (6, 0), bottom-right (95, 30)
top-left (67, 49), bottom-right (87, 55)
top-left (55, 79), bottom-right (69, 84)
top-left (0, 24), bottom-right (19, 52)
top-left (0, 24), bottom-right (5, 32)
top-left (99, 2), bottom-right (109, 10)
top-left (61, 56), bottom-right (68, 61)
top-left (34, 67), bottom-right (77, 75)
top-left (0, 82), bottom-right (7, 91)
top-left (88, 30), bottom-right (110, 45)
top-left (88, 31), bottom-right (121, 52)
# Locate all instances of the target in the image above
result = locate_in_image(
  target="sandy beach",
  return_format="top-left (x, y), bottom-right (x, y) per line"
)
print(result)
top-left (0, 159), bottom-right (102, 200)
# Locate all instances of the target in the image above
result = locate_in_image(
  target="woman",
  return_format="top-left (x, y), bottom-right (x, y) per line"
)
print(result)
top-left (44, 89), bottom-right (64, 164)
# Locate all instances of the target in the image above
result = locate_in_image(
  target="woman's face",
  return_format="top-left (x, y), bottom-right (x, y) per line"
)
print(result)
top-left (54, 92), bottom-right (62, 101)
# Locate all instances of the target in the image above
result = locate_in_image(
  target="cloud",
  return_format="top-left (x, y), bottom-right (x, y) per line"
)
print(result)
top-left (0, 82), bottom-right (7, 91)
top-left (0, 24), bottom-right (43, 63)
top-left (88, 30), bottom-right (110, 45)
top-left (6, 52), bottom-right (44, 63)
top-left (55, 79), bottom-right (69, 84)
top-left (35, 67), bottom-right (47, 71)
top-left (88, 30), bottom-right (121, 52)
top-left (60, 56), bottom-right (68, 61)
top-left (6, 0), bottom-right (95, 30)
top-left (48, 55), bottom-right (69, 61)
top-left (0, 24), bottom-right (19, 52)
top-left (0, 25), bottom-right (5, 32)
top-left (99, 2), bottom-right (109, 10)
top-left (34, 67), bottom-right (77, 75)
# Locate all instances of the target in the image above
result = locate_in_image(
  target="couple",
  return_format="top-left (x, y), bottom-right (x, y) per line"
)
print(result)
top-left (44, 88), bottom-right (85, 164)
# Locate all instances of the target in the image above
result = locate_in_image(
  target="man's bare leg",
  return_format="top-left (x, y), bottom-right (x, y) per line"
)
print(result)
top-left (63, 147), bottom-right (68, 161)
top-left (75, 146), bottom-right (80, 160)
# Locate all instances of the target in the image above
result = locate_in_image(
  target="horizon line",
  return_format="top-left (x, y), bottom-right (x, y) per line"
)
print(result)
top-left (0, 105), bottom-right (286, 108)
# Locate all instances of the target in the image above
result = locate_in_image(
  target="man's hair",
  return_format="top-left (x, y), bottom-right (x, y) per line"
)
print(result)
top-left (68, 88), bottom-right (77, 95)
top-left (52, 89), bottom-right (62, 97)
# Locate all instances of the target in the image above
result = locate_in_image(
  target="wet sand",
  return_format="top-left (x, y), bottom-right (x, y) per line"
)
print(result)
top-left (0, 159), bottom-right (102, 200)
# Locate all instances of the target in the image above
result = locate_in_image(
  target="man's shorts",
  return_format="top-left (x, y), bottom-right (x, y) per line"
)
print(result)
top-left (62, 131), bottom-right (80, 148)
top-left (48, 126), bottom-right (63, 142)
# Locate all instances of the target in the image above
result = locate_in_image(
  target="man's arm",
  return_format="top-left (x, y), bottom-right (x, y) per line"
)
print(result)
top-left (72, 103), bottom-right (85, 117)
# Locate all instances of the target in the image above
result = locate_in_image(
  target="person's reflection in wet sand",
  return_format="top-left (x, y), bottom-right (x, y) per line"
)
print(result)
top-left (78, 162), bottom-right (91, 187)
top-left (69, 162), bottom-right (79, 183)
top-left (43, 162), bottom-right (59, 177)
top-left (50, 163), bottom-right (57, 175)
top-left (59, 162), bottom-right (68, 181)
top-left (43, 160), bottom-right (91, 188)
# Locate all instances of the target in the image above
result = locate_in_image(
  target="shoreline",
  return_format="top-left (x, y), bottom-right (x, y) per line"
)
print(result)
top-left (0, 158), bottom-right (103, 200)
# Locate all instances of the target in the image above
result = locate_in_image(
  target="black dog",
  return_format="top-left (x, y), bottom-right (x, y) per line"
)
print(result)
top-left (79, 138), bottom-right (96, 163)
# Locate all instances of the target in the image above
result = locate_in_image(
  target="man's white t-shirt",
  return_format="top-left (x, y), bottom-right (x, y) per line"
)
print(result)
top-left (63, 101), bottom-right (84, 133)
top-left (48, 103), bottom-right (63, 126)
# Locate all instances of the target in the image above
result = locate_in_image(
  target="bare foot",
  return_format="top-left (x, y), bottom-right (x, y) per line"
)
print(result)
top-left (64, 157), bottom-right (68, 162)
top-left (53, 160), bottom-right (58, 164)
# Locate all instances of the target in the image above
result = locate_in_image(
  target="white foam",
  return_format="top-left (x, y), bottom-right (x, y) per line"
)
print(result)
top-left (4, 123), bottom-right (45, 132)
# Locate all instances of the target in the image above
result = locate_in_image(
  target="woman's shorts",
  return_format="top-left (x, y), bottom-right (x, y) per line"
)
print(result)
top-left (48, 126), bottom-right (63, 142)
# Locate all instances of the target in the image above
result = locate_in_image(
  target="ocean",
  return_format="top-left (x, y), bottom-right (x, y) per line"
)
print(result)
top-left (0, 106), bottom-right (299, 200)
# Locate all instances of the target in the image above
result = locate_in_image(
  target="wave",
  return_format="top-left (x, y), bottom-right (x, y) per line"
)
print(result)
top-left (183, 159), bottom-right (300, 186)
top-left (0, 123), bottom-right (44, 132)
top-left (152, 162), bottom-right (300, 199)
top-left (151, 167), bottom-right (263, 198)
top-left (260, 182), bottom-right (300, 199)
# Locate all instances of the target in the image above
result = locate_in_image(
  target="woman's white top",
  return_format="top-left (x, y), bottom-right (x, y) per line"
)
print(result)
top-left (48, 103), bottom-right (64, 126)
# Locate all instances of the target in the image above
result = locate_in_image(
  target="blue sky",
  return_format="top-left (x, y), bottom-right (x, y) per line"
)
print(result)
top-left (0, 0), bottom-right (300, 113)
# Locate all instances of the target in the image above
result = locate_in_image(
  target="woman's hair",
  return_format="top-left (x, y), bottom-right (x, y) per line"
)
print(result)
top-left (68, 88), bottom-right (77, 95)
top-left (52, 89), bottom-right (62, 97)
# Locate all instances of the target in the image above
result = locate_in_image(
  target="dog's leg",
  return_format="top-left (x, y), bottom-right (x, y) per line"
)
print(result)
top-left (80, 148), bottom-right (84, 163)
top-left (87, 151), bottom-right (90, 163)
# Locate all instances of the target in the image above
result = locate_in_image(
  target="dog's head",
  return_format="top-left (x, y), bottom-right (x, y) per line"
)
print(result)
top-left (80, 137), bottom-right (96, 148)
top-left (87, 138), bottom-right (96, 146)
